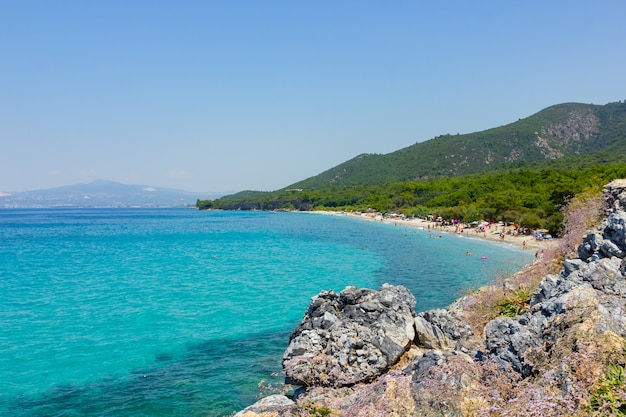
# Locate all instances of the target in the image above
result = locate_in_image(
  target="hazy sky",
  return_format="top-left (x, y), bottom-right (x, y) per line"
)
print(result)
top-left (1, 1), bottom-right (624, 194)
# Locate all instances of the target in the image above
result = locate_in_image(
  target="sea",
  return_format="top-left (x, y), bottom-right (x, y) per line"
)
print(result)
top-left (0, 208), bottom-right (533, 416)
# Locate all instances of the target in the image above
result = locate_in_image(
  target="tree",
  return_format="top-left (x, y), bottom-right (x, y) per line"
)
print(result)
top-left (196, 199), bottom-right (213, 210)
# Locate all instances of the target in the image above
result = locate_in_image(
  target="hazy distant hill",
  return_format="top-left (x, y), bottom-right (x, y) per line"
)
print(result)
top-left (285, 101), bottom-right (626, 189)
top-left (0, 180), bottom-right (219, 208)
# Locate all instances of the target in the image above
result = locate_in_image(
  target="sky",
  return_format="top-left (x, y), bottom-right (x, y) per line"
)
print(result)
top-left (1, 1), bottom-right (625, 194)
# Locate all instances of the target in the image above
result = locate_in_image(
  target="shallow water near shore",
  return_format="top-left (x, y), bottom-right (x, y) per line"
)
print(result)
top-left (0, 209), bottom-right (532, 416)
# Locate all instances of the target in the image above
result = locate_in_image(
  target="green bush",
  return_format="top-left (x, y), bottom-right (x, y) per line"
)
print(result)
top-left (589, 363), bottom-right (626, 416)
top-left (497, 288), bottom-right (533, 317)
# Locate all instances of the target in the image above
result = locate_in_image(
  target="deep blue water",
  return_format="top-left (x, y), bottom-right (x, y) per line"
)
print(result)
top-left (0, 209), bottom-right (532, 416)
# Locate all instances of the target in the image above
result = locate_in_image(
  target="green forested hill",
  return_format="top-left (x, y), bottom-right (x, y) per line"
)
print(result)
top-left (286, 101), bottom-right (626, 189)
top-left (199, 100), bottom-right (626, 235)
top-left (201, 162), bottom-right (626, 234)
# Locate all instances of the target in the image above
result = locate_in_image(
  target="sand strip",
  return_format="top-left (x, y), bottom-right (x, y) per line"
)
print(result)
top-left (316, 211), bottom-right (558, 253)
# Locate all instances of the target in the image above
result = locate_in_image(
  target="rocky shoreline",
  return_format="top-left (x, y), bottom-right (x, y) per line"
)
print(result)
top-left (236, 179), bottom-right (626, 416)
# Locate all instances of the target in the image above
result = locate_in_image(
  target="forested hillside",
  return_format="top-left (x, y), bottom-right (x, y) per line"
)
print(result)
top-left (288, 101), bottom-right (626, 189)
top-left (198, 163), bottom-right (626, 235)
top-left (198, 101), bottom-right (626, 236)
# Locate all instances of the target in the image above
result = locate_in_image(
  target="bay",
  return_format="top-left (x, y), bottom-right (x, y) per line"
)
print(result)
top-left (0, 209), bottom-right (532, 416)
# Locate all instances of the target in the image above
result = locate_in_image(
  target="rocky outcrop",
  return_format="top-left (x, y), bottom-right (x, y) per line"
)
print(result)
top-left (233, 395), bottom-right (295, 417)
top-left (484, 179), bottom-right (626, 376)
top-left (282, 284), bottom-right (416, 387)
top-left (536, 108), bottom-right (599, 159)
top-left (237, 179), bottom-right (626, 416)
top-left (414, 307), bottom-right (474, 350)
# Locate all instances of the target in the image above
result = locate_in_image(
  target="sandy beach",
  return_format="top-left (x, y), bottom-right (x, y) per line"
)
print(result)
top-left (319, 211), bottom-right (558, 253)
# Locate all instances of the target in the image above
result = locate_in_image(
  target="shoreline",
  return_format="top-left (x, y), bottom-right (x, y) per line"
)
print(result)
top-left (313, 210), bottom-right (558, 253)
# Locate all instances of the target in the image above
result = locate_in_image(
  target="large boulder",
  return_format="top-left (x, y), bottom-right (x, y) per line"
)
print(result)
top-left (578, 231), bottom-right (604, 261)
top-left (283, 284), bottom-right (416, 387)
top-left (484, 316), bottom-right (540, 376)
top-left (414, 308), bottom-right (474, 350)
top-left (233, 395), bottom-right (295, 417)
top-left (603, 178), bottom-right (626, 212)
top-left (603, 212), bottom-right (626, 255)
top-left (599, 179), bottom-right (626, 254)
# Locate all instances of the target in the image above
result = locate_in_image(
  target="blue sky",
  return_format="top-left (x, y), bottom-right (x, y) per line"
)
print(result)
top-left (1, 1), bottom-right (624, 194)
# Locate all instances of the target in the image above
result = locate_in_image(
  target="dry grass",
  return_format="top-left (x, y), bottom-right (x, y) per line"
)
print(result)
top-left (559, 187), bottom-right (604, 258)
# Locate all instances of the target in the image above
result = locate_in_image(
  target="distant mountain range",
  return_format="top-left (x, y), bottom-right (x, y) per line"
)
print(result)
top-left (283, 101), bottom-right (626, 190)
top-left (0, 180), bottom-right (222, 208)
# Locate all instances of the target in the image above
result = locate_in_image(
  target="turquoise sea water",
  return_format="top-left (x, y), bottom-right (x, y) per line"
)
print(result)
top-left (0, 209), bottom-right (532, 416)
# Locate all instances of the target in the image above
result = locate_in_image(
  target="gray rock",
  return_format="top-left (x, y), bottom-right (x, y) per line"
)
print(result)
top-left (530, 274), bottom-right (560, 305)
top-left (604, 179), bottom-right (626, 213)
top-left (562, 259), bottom-right (587, 277)
top-left (283, 284), bottom-right (416, 387)
top-left (404, 350), bottom-right (446, 380)
top-left (484, 317), bottom-right (540, 376)
top-left (581, 257), bottom-right (625, 295)
top-left (414, 309), bottom-right (473, 350)
top-left (486, 280), bottom-right (597, 378)
top-left (601, 237), bottom-right (625, 258)
top-left (578, 231), bottom-right (603, 260)
top-left (233, 395), bottom-right (295, 416)
top-left (604, 212), bottom-right (626, 252)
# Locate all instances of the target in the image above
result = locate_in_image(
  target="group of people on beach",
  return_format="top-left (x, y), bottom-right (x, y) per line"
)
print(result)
top-left (332, 210), bottom-right (555, 252)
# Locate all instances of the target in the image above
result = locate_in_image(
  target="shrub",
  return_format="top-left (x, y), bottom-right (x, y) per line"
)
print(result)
top-left (497, 288), bottom-right (532, 317)
top-left (300, 403), bottom-right (333, 417)
top-left (588, 363), bottom-right (626, 416)
top-left (519, 212), bottom-right (542, 229)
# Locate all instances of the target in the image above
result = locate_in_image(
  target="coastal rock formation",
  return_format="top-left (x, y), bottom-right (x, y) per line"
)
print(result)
top-left (237, 179), bottom-right (626, 416)
top-left (414, 307), bottom-right (474, 350)
top-left (485, 179), bottom-right (626, 376)
top-left (233, 395), bottom-right (295, 417)
top-left (282, 284), bottom-right (416, 387)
